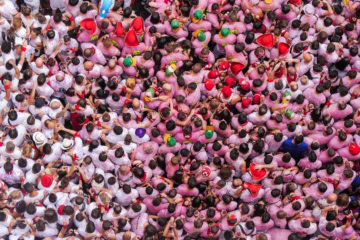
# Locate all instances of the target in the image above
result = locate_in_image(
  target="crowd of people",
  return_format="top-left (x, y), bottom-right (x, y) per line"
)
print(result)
top-left (0, 0), bottom-right (360, 239)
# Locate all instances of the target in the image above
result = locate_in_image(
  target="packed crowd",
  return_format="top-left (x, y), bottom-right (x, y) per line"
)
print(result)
top-left (1, 0), bottom-right (360, 239)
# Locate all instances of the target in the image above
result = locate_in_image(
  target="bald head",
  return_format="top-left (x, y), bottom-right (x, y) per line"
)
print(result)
top-left (304, 53), bottom-right (312, 63)
top-left (163, 83), bottom-right (172, 93)
top-left (84, 61), bottom-right (94, 71)
top-left (328, 193), bottom-right (337, 203)
top-left (108, 59), bottom-right (116, 69)
top-left (144, 142), bottom-right (153, 154)
top-left (119, 165), bottom-right (130, 174)
top-left (300, 76), bottom-right (308, 85)
top-left (56, 73), bottom-right (64, 82)
top-left (132, 98), bottom-right (139, 109)
top-left (35, 58), bottom-right (43, 68)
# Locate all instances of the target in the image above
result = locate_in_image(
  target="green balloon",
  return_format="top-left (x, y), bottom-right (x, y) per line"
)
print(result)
top-left (171, 20), bottom-right (180, 29)
top-left (146, 88), bottom-right (155, 97)
top-left (194, 10), bottom-right (203, 20)
top-left (205, 130), bottom-right (214, 139)
top-left (285, 109), bottom-right (294, 119)
top-left (123, 57), bottom-right (132, 67)
top-left (168, 137), bottom-right (176, 146)
top-left (165, 67), bottom-right (173, 76)
top-left (197, 32), bottom-right (206, 41)
top-left (221, 28), bottom-right (230, 37)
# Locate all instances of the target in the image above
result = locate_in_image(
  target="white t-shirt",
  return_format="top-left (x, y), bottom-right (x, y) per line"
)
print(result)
top-left (3, 124), bottom-right (26, 146)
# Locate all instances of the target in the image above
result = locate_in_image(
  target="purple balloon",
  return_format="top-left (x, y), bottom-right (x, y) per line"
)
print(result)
top-left (135, 128), bottom-right (146, 138)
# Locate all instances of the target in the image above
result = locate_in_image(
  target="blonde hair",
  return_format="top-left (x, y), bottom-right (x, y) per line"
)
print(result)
top-left (99, 192), bottom-right (110, 205)
top-left (8, 18), bottom-right (23, 38)
top-left (22, 144), bottom-right (40, 160)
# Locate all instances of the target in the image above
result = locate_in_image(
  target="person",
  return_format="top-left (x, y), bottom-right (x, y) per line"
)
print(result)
top-left (0, 0), bottom-right (360, 239)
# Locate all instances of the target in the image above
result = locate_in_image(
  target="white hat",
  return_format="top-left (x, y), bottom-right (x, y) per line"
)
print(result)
top-left (61, 139), bottom-right (74, 150)
top-left (251, 0), bottom-right (259, 5)
top-left (15, 37), bottom-right (22, 47)
top-left (33, 132), bottom-right (47, 146)
top-left (304, 4), bottom-right (314, 16)
top-left (50, 99), bottom-right (62, 109)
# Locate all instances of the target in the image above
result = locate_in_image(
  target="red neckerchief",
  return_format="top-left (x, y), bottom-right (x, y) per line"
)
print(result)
top-left (184, 132), bottom-right (192, 139)
top-left (98, 204), bottom-right (109, 211)
top-left (290, 195), bottom-right (300, 202)
top-left (297, 232), bottom-right (307, 235)
top-left (91, 47), bottom-right (96, 56)
top-left (287, 73), bottom-right (297, 83)
top-left (72, 154), bottom-right (78, 162)
top-left (140, 172), bottom-right (147, 182)
top-left (289, 0), bottom-right (302, 5)
top-left (5, 171), bottom-right (13, 175)
top-left (275, 66), bottom-right (284, 78)
top-left (73, 132), bottom-right (81, 139)
top-left (239, 121), bottom-right (248, 127)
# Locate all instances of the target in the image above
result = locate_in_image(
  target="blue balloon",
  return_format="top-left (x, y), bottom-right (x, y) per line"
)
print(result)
top-left (135, 128), bottom-right (146, 138)
top-left (99, 0), bottom-right (115, 18)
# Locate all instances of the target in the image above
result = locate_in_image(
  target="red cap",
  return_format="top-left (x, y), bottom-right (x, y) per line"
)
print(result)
top-left (80, 19), bottom-right (97, 34)
top-left (208, 70), bottom-right (219, 79)
top-left (219, 61), bottom-right (230, 71)
top-left (278, 42), bottom-right (290, 56)
top-left (242, 98), bottom-right (251, 108)
top-left (204, 79), bottom-right (215, 91)
top-left (253, 94), bottom-right (261, 104)
top-left (256, 33), bottom-right (274, 48)
top-left (58, 205), bottom-right (65, 215)
top-left (115, 22), bottom-right (125, 36)
top-left (124, 30), bottom-right (139, 47)
top-left (225, 77), bottom-right (236, 87)
top-left (349, 143), bottom-right (360, 155)
top-left (239, 79), bottom-right (250, 91)
top-left (231, 62), bottom-right (245, 75)
top-left (130, 17), bottom-right (144, 34)
top-left (222, 86), bottom-right (232, 98)
top-left (41, 174), bottom-right (53, 188)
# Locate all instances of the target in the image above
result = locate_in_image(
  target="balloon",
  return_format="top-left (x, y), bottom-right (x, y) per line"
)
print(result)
top-left (167, 137), bottom-right (176, 147)
top-left (205, 130), bottom-right (214, 139)
top-left (146, 88), bottom-right (155, 97)
top-left (135, 128), bottom-right (146, 138)
top-left (99, 0), bottom-right (115, 18)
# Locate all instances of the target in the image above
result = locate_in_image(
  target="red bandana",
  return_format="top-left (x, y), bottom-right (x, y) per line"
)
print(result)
top-left (140, 172), bottom-right (147, 182)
